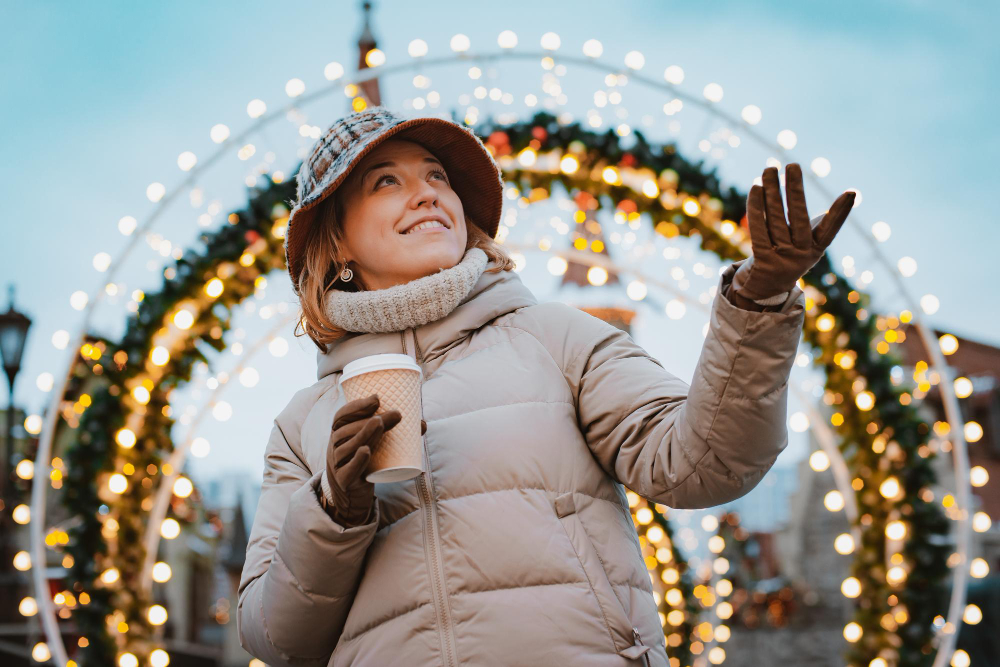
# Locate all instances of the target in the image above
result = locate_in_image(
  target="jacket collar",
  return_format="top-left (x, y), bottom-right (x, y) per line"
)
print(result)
top-left (316, 264), bottom-right (537, 380)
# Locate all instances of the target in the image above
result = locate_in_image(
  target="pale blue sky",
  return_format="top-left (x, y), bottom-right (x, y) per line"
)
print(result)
top-left (2, 0), bottom-right (996, 484)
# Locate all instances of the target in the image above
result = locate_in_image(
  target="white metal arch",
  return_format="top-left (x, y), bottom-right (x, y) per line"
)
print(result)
top-left (29, 45), bottom-right (969, 666)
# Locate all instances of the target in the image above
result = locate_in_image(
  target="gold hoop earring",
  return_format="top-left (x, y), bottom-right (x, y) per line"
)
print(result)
top-left (339, 265), bottom-right (354, 282)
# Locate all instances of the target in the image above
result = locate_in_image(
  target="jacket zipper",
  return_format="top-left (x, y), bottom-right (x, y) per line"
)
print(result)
top-left (633, 627), bottom-right (650, 667)
top-left (404, 328), bottom-right (458, 667)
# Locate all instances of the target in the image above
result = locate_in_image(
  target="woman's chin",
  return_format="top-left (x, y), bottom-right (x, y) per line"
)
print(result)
top-left (404, 245), bottom-right (464, 274)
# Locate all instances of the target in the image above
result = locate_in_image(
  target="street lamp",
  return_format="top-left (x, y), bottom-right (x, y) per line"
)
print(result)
top-left (0, 284), bottom-right (32, 506)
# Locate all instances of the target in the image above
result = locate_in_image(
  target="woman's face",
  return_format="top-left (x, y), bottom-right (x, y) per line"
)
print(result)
top-left (336, 138), bottom-right (468, 290)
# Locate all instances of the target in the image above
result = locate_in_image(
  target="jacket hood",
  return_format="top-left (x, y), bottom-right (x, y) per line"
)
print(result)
top-left (316, 262), bottom-right (538, 380)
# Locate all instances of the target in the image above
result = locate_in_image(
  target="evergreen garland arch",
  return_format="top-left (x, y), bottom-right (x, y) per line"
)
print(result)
top-left (54, 110), bottom-right (950, 667)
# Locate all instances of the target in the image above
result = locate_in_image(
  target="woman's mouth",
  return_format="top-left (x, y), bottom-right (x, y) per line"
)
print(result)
top-left (402, 220), bottom-right (448, 234)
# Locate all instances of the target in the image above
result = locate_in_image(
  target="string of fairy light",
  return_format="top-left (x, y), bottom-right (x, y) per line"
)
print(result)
top-left (137, 312), bottom-right (298, 605)
top-left (11, 30), bottom-right (983, 667)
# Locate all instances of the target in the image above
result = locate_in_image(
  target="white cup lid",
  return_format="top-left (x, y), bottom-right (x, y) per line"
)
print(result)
top-left (340, 353), bottom-right (422, 384)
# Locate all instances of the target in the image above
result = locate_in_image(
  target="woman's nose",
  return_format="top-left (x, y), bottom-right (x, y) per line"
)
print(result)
top-left (410, 180), bottom-right (440, 207)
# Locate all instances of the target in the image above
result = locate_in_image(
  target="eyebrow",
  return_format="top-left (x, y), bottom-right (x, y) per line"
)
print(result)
top-left (360, 156), bottom-right (444, 184)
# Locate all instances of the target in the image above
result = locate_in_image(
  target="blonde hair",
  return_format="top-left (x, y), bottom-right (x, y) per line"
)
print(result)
top-left (293, 191), bottom-right (515, 353)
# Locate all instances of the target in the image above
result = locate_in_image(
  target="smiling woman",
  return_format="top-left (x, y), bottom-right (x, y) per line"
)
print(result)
top-left (293, 132), bottom-right (514, 350)
top-left (239, 106), bottom-right (815, 667)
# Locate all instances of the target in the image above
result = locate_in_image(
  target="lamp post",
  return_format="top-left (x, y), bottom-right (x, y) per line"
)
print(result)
top-left (0, 284), bottom-right (32, 562)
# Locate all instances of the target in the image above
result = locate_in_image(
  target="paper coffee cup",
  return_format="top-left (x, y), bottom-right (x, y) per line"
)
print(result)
top-left (339, 353), bottom-right (424, 483)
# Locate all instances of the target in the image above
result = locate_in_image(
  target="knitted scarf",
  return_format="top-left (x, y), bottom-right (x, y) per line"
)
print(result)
top-left (324, 247), bottom-right (489, 333)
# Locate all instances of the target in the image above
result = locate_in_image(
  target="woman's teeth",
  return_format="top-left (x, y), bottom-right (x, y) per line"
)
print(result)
top-left (404, 220), bottom-right (445, 234)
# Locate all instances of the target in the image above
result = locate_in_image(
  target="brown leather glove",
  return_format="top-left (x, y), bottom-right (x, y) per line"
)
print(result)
top-left (730, 163), bottom-right (857, 302)
top-left (321, 397), bottom-right (428, 527)
top-left (323, 394), bottom-right (401, 527)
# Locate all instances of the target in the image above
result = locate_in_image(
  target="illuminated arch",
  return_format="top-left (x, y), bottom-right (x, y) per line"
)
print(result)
top-left (28, 44), bottom-right (972, 667)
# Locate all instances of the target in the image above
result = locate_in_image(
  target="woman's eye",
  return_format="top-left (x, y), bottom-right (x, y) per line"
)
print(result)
top-left (374, 169), bottom-right (446, 190)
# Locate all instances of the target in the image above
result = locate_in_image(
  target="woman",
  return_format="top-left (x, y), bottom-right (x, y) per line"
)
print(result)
top-left (237, 106), bottom-right (856, 667)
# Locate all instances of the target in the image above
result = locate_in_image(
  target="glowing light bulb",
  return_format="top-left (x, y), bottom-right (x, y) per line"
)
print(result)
top-left (855, 391), bottom-right (875, 411)
top-left (963, 604), bottom-right (982, 625)
top-left (624, 50), bottom-right (645, 70)
top-left (173, 309), bottom-right (195, 330)
top-left (665, 299), bottom-right (686, 320)
top-left (834, 533), bottom-right (855, 554)
top-left (147, 604), bottom-right (168, 625)
top-left (408, 39), bottom-right (428, 57)
top-left (939, 334), bottom-right (959, 355)
top-left (824, 490), bottom-right (844, 512)
top-left (811, 158), bottom-right (831, 178)
top-left (150, 346), bottom-right (170, 366)
top-left (450, 34), bottom-right (471, 52)
top-left (965, 421), bottom-right (983, 443)
top-left (885, 520), bottom-right (907, 540)
top-left (582, 39), bottom-right (603, 58)
top-left (703, 83), bottom-right (724, 103)
top-left (777, 130), bottom-right (798, 149)
top-left (547, 256), bottom-right (568, 276)
top-left (879, 477), bottom-right (902, 500)
top-left (497, 30), bottom-right (518, 49)
top-left (741, 105), bottom-right (761, 125)
top-left (115, 428), bottom-right (136, 448)
top-left (627, 281), bottom-right (647, 301)
top-left (871, 221), bottom-right (891, 242)
top-left (177, 151), bottom-right (197, 171)
top-left (205, 278), bottom-right (224, 298)
top-left (152, 562), bottom-right (172, 583)
top-left (324, 62), bottom-right (344, 80)
top-left (246, 99), bottom-right (266, 119)
top-left (146, 182), bottom-right (165, 202)
top-left (953, 376), bottom-right (973, 398)
top-left (173, 477), bottom-right (193, 498)
top-left (539, 32), bottom-right (561, 50)
top-left (108, 474), bottom-right (128, 494)
top-left (20, 596), bottom-right (38, 616)
top-left (841, 577), bottom-right (861, 598)
top-left (283, 78), bottom-right (306, 98)
top-left (587, 266), bottom-right (608, 286)
top-left (887, 566), bottom-right (907, 585)
top-left (161, 518), bottom-right (181, 539)
top-left (809, 451), bottom-right (830, 472)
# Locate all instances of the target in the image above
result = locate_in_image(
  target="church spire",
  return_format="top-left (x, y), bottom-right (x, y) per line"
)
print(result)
top-left (354, 0), bottom-right (382, 108)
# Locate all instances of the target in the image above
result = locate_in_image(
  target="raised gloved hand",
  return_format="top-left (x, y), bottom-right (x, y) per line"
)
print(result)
top-left (730, 163), bottom-right (857, 303)
top-left (322, 394), bottom-right (401, 527)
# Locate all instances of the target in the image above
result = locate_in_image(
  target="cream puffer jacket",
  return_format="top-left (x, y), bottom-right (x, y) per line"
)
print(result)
top-left (237, 259), bottom-right (805, 666)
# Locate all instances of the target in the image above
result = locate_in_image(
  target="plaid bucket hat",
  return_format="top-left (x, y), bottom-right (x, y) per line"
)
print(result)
top-left (284, 105), bottom-right (505, 295)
